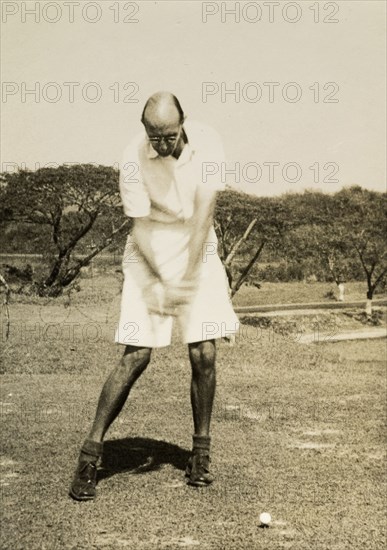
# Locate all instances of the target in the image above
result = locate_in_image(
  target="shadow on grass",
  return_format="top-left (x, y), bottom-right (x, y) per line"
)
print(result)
top-left (97, 437), bottom-right (190, 483)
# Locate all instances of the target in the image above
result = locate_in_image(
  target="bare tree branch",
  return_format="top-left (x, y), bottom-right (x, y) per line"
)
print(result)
top-left (0, 274), bottom-right (11, 340)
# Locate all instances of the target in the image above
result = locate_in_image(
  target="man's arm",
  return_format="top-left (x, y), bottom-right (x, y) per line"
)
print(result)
top-left (163, 123), bottom-right (226, 312)
top-left (161, 187), bottom-right (218, 313)
top-left (133, 225), bottom-right (164, 282)
top-left (183, 187), bottom-right (218, 282)
top-left (182, 124), bottom-right (225, 280)
top-left (120, 141), bottom-right (165, 282)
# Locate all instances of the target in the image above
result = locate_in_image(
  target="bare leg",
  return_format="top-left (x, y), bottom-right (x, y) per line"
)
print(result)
top-left (188, 340), bottom-right (216, 436)
top-left (186, 340), bottom-right (216, 486)
top-left (86, 345), bottom-right (152, 443)
top-left (70, 345), bottom-right (152, 500)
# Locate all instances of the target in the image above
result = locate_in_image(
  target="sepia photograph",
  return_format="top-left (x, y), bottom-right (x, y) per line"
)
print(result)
top-left (1, 1), bottom-right (386, 548)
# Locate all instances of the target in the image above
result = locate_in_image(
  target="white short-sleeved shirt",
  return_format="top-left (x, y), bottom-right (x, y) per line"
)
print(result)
top-left (115, 121), bottom-right (239, 347)
top-left (119, 120), bottom-right (226, 222)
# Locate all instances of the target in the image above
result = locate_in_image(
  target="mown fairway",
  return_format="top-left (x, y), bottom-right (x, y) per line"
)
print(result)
top-left (0, 275), bottom-right (385, 549)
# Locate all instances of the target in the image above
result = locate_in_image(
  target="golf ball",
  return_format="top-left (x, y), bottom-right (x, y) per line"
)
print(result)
top-left (259, 512), bottom-right (271, 525)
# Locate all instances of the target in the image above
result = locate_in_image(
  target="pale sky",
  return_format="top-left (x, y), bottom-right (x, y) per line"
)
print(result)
top-left (1, 0), bottom-right (386, 196)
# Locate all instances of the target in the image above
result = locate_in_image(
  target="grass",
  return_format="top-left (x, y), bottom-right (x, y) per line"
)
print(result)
top-left (3, 252), bottom-right (384, 308)
top-left (233, 281), bottom-right (382, 307)
top-left (0, 274), bottom-right (386, 549)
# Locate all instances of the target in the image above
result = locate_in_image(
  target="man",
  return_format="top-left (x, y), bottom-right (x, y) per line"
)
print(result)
top-left (70, 92), bottom-right (239, 501)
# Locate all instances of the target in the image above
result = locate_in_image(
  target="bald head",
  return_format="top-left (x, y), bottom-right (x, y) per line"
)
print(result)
top-left (141, 92), bottom-right (186, 158)
top-left (141, 92), bottom-right (185, 128)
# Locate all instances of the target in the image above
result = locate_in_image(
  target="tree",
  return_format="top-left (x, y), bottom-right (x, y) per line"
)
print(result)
top-left (0, 164), bottom-right (130, 296)
top-left (282, 187), bottom-right (387, 310)
top-left (215, 189), bottom-right (291, 296)
top-left (279, 191), bottom-right (352, 292)
top-left (334, 187), bottom-right (387, 313)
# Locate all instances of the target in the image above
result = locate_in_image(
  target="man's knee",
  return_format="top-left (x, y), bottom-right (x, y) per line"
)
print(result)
top-left (120, 346), bottom-right (152, 374)
top-left (189, 340), bottom-right (216, 374)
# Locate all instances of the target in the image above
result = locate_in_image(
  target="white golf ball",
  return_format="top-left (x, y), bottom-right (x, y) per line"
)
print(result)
top-left (259, 512), bottom-right (271, 525)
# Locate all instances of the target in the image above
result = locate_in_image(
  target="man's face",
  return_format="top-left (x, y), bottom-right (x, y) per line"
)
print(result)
top-left (144, 121), bottom-right (183, 158)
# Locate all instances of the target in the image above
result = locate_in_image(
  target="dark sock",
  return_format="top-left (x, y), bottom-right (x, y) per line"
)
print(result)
top-left (79, 440), bottom-right (103, 463)
top-left (192, 435), bottom-right (211, 455)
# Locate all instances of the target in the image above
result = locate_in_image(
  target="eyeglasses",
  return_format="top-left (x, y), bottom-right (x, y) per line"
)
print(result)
top-left (146, 125), bottom-right (183, 145)
top-left (147, 135), bottom-right (179, 144)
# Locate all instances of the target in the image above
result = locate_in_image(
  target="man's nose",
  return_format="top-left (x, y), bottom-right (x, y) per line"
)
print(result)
top-left (158, 141), bottom-right (168, 152)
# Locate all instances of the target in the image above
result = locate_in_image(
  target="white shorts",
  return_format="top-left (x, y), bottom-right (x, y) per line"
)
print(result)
top-left (114, 224), bottom-right (239, 348)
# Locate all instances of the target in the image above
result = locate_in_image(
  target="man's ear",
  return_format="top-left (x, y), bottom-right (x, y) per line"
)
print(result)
top-left (181, 126), bottom-right (188, 144)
